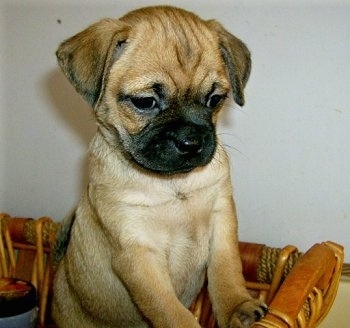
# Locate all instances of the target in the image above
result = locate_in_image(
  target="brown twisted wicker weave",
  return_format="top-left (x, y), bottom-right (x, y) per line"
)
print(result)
top-left (0, 213), bottom-right (344, 328)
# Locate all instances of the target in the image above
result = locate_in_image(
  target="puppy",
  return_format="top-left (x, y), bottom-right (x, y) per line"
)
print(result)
top-left (52, 5), bottom-right (267, 328)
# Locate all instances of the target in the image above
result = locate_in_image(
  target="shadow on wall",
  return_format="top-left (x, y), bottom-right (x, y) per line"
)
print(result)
top-left (43, 68), bottom-right (97, 196)
top-left (44, 68), bottom-right (97, 147)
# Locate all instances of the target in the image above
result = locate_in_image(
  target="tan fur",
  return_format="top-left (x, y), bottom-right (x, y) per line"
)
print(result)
top-left (52, 6), bottom-right (267, 328)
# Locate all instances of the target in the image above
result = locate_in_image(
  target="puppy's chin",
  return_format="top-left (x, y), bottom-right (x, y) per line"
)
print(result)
top-left (131, 149), bottom-right (215, 175)
top-left (125, 121), bottom-right (217, 175)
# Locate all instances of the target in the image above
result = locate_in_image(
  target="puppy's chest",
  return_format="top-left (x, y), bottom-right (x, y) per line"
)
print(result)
top-left (147, 183), bottom-right (215, 223)
top-left (149, 192), bottom-right (214, 257)
top-left (152, 193), bottom-right (214, 280)
top-left (121, 184), bottom-right (217, 250)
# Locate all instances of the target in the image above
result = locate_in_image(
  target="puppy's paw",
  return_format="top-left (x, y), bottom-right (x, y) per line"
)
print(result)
top-left (228, 299), bottom-right (268, 328)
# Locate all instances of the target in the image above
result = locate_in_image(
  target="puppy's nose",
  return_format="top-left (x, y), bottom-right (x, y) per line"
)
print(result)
top-left (174, 138), bottom-right (203, 155)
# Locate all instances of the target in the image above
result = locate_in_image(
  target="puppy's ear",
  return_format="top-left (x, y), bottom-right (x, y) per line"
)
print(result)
top-left (208, 20), bottom-right (251, 106)
top-left (56, 19), bottom-right (130, 107)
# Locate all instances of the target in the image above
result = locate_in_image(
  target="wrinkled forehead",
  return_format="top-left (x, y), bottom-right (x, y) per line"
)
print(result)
top-left (117, 8), bottom-right (229, 95)
top-left (122, 7), bottom-right (219, 57)
top-left (121, 6), bottom-right (211, 38)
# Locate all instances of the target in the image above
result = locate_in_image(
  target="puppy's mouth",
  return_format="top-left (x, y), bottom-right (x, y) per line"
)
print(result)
top-left (125, 120), bottom-right (216, 175)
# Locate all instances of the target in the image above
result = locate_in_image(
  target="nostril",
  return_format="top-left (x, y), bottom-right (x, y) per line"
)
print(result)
top-left (174, 138), bottom-right (203, 155)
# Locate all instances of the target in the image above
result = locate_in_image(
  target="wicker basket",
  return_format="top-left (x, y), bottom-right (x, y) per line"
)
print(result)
top-left (0, 213), bottom-right (344, 328)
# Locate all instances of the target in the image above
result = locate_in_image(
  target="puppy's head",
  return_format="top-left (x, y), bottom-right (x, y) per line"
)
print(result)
top-left (56, 6), bottom-right (251, 174)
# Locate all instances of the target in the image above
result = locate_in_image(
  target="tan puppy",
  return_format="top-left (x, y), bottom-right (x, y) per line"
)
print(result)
top-left (52, 6), bottom-right (267, 328)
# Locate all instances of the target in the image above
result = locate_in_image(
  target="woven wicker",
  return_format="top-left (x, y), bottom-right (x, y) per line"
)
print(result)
top-left (0, 213), bottom-right (344, 328)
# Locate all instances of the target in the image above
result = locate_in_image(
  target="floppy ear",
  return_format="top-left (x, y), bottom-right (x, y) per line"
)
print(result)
top-left (56, 19), bottom-right (130, 107)
top-left (208, 20), bottom-right (251, 106)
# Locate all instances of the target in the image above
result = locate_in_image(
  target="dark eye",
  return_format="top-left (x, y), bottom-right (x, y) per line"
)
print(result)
top-left (206, 94), bottom-right (226, 109)
top-left (130, 97), bottom-right (157, 111)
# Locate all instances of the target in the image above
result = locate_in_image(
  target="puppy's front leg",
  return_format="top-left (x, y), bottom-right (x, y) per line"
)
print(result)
top-left (208, 193), bottom-right (267, 328)
top-left (112, 245), bottom-right (201, 328)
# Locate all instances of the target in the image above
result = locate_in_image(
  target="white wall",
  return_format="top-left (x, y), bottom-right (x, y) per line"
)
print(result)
top-left (1, 0), bottom-right (349, 261)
